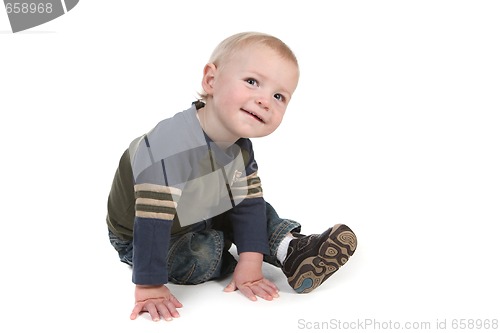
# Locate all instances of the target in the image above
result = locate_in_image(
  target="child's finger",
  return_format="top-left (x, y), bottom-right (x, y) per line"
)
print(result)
top-left (258, 281), bottom-right (280, 298)
top-left (224, 280), bottom-right (237, 292)
top-left (262, 278), bottom-right (279, 291)
top-left (249, 284), bottom-right (275, 301)
top-left (130, 302), bottom-right (144, 320)
top-left (169, 295), bottom-right (183, 308)
top-left (145, 302), bottom-right (161, 322)
top-left (239, 285), bottom-right (258, 301)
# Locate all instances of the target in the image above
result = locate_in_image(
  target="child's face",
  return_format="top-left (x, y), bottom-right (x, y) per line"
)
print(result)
top-left (203, 44), bottom-right (299, 141)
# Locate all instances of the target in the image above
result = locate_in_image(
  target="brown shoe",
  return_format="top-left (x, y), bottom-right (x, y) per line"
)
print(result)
top-left (282, 224), bottom-right (357, 293)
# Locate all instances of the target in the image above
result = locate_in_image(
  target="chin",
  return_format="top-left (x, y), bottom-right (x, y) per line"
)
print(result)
top-left (243, 131), bottom-right (272, 139)
top-left (234, 125), bottom-right (275, 139)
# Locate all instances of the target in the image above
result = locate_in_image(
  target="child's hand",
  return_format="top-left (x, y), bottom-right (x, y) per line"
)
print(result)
top-left (224, 252), bottom-right (280, 301)
top-left (130, 284), bottom-right (183, 321)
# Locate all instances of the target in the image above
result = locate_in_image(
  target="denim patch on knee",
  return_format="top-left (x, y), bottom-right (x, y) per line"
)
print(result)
top-left (167, 229), bottom-right (234, 284)
top-left (108, 230), bottom-right (133, 266)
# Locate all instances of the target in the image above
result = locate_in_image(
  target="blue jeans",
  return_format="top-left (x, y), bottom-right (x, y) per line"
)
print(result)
top-left (108, 202), bottom-right (301, 285)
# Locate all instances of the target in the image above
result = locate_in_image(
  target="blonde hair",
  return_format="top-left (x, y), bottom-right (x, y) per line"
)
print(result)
top-left (198, 32), bottom-right (299, 101)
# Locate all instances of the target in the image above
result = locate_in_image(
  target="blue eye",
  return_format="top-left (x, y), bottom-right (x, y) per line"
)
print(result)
top-left (274, 93), bottom-right (285, 102)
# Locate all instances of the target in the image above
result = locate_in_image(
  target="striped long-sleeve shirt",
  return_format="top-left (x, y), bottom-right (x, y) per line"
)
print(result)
top-left (106, 102), bottom-right (269, 285)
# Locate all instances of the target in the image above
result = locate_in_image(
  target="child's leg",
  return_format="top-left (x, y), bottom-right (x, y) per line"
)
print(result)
top-left (108, 221), bottom-right (237, 285)
top-left (263, 202), bottom-right (302, 267)
top-left (108, 229), bottom-right (133, 266)
top-left (282, 224), bottom-right (357, 293)
top-left (167, 223), bottom-right (237, 285)
top-left (263, 202), bottom-right (357, 294)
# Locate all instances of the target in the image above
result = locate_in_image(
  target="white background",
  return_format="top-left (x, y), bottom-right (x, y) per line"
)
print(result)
top-left (1, 1), bottom-right (499, 332)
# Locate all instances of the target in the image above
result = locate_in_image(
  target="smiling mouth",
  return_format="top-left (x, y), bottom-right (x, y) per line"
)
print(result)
top-left (242, 109), bottom-right (265, 123)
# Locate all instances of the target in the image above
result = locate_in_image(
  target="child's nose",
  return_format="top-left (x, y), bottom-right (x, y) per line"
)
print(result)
top-left (256, 96), bottom-right (270, 110)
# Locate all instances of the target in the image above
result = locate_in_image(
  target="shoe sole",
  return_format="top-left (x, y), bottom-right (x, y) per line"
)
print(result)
top-left (287, 224), bottom-right (357, 293)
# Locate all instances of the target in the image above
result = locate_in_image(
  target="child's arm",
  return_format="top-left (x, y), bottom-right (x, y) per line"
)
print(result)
top-left (130, 284), bottom-right (183, 321)
top-left (224, 252), bottom-right (280, 301)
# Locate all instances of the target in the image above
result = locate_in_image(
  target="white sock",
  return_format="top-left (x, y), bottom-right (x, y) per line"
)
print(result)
top-left (277, 233), bottom-right (295, 265)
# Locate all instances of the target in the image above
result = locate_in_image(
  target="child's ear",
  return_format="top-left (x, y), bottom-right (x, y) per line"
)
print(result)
top-left (201, 63), bottom-right (217, 95)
